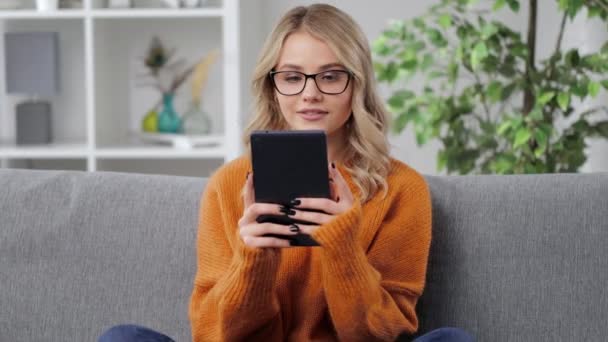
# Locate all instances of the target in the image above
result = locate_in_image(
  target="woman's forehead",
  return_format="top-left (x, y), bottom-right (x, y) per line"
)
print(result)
top-left (277, 31), bottom-right (344, 71)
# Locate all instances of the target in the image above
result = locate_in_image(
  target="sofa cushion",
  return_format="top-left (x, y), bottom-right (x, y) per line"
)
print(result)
top-left (0, 169), bottom-right (204, 342)
top-left (417, 173), bottom-right (608, 341)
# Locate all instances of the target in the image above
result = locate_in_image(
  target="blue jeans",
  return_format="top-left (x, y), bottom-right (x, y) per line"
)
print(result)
top-left (99, 325), bottom-right (473, 342)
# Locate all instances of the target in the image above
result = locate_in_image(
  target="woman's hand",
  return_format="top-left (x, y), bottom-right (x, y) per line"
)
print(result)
top-left (238, 172), bottom-right (299, 248)
top-left (287, 163), bottom-right (355, 235)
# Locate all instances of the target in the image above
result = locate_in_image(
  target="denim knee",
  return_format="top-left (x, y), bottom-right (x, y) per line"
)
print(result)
top-left (413, 327), bottom-right (475, 342)
top-left (98, 324), bottom-right (175, 342)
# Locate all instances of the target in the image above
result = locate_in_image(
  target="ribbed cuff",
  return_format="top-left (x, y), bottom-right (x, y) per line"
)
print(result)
top-left (221, 242), bottom-right (281, 307)
top-left (310, 200), bottom-right (362, 253)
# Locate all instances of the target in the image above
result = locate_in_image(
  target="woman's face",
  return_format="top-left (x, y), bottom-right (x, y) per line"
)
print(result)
top-left (273, 31), bottom-right (353, 138)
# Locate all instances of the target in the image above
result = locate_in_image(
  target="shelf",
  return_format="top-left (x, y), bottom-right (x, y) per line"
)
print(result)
top-left (0, 8), bottom-right (224, 20)
top-left (0, 10), bottom-right (86, 19)
top-left (95, 145), bottom-right (226, 159)
top-left (90, 8), bottom-right (224, 18)
top-left (0, 142), bottom-right (89, 158)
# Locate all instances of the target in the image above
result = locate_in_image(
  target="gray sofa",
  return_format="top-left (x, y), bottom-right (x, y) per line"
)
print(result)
top-left (1, 169), bottom-right (607, 341)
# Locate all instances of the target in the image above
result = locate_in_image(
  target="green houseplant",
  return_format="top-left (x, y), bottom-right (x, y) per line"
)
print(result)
top-left (373, 0), bottom-right (608, 174)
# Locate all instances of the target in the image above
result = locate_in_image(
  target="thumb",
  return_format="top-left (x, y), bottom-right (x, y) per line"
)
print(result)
top-left (242, 172), bottom-right (255, 208)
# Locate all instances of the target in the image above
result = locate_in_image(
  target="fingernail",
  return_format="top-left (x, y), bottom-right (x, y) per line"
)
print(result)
top-left (337, 196), bottom-right (340, 202)
top-left (246, 171), bottom-right (250, 180)
top-left (289, 224), bottom-right (300, 233)
top-left (290, 199), bottom-right (301, 206)
top-left (279, 206), bottom-right (296, 216)
top-left (331, 162), bottom-right (336, 169)
top-left (329, 178), bottom-right (334, 182)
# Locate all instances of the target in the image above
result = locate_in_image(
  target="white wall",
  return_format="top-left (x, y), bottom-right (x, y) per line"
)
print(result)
top-left (240, 0), bottom-right (607, 175)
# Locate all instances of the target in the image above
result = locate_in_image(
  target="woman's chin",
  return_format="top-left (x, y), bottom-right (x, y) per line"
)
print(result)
top-left (289, 121), bottom-right (329, 132)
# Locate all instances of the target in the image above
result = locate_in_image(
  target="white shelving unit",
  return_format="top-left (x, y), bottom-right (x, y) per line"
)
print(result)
top-left (0, 0), bottom-right (241, 176)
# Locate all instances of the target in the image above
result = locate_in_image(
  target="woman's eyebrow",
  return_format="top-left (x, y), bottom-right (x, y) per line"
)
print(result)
top-left (276, 64), bottom-right (302, 70)
top-left (275, 63), bottom-right (345, 71)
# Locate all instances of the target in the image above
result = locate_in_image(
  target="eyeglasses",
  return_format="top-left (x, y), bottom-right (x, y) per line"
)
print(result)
top-left (269, 69), bottom-right (352, 96)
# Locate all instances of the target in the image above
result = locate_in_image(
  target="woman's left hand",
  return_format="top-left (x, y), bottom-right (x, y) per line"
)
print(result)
top-left (287, 163), bottom-right (355, 235)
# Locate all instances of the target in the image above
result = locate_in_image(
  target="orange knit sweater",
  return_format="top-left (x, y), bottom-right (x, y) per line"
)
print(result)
top-left (189, 156), bottom-right (432, 341)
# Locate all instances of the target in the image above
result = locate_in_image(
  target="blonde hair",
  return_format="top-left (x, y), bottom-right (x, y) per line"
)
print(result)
top-left (243, 4), bottom-right (391, 203)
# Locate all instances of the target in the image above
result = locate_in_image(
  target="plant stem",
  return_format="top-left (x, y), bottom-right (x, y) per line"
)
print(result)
top-left (523, 0), bottom-right (537, 116)
top-left (547, 13), bottom-right (568, 81)
top-left (473, 73), bottom-right (492, 121)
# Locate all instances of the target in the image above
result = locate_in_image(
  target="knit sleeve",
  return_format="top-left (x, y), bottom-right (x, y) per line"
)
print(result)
top-left (188, 179), bottom-right (284, 341)
top-left (310, 172), bottom-right (432, 341)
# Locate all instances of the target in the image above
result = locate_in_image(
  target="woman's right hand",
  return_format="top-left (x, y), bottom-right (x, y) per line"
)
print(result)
top-left (238, 172), bottom-right (299, 248)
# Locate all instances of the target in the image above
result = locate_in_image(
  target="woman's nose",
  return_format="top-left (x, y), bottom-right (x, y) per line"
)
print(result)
top-left (302, 78), bottom-right (322, 101)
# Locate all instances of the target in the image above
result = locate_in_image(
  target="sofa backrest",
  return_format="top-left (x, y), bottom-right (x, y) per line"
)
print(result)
top-left (0, 169), bottom-right (204, 342)
top-left (417, 173), bottom-right (608, 341)
top-left (1, 169), bottom-right (607, 341)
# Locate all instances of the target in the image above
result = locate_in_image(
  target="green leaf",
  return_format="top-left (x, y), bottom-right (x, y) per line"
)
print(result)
top-left (413, 18), bottom-right (426, 30)
top-left (393, 111), bottom-right (410, 133)
top-left (497, 120), bottom-right (512, 135)
top-left (588, 81), bottom-right (601, 97)
top-left (507, 0), bottom-right (520, 12)
top-left (592, 121), bottom-right (608, 138)
top-left (471, 42), bottom-right (488, 70)
top-left (420, 53), bottom-right (434, 71)
top-left (486, 81), bottom-right (503, 103)
top-left (481, 24), bottom-right (499, 39)
top-left (529, 108), bottom-right (543, 121)
top-left (565, 49), bottom-right (581, 67)
top-left (448, 62), bottom-right (459, 84)
top-left (426, 29), bottom-right (447, 47)
top-left (535, 129), bottom-right (548, 149)
top-left (388, 90), bottom-right (415, 109)
top-left (557, 92), bottom-right (570, 111)
top-left (514, 127), bottom-right (531, 148)
top-left (438, 14), bottom-right (452, 29)
top-left (400, 59), bottom-right (418, 71)
top-left (536, 91), bottom-right (555, 105)
top-left (437, 150), bottom-right (447, 171)
top-left (493, 0), bottom-right (507, 11)
top-left (601, 80), bottom-right (608, 90)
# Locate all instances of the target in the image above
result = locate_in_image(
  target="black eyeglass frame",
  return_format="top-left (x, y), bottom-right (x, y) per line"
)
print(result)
top-left (268, 69), bottom-right (353, 96)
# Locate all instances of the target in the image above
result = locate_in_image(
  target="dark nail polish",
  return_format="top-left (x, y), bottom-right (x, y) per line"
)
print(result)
top-left (329, 178), bottom-right (334, 182)
top-left (279, 206), bottom-right (296, 216)
top-left (246, 171), bottom-right (250, 180)
top-left (289, 224), bottom-right (300, 233)
top-left (331, 162), bottom-right (336, 169)
top-left (283, 209), bottom-right (296, 216)
top-left (290, 199), bottom-right (301, 206)
top-left (337, 196), bottom-right (340, 202)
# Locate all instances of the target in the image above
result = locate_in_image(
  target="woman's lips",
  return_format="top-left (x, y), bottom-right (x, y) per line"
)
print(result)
top-left (297, 110), bottom-right (328, 121)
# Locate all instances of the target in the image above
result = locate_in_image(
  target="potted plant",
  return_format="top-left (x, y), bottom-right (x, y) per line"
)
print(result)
top-left (373, 0), bottom-right (608, 174)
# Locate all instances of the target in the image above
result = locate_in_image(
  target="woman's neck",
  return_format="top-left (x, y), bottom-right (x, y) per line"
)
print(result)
top-left (327, 128), bottom-right (347, 164)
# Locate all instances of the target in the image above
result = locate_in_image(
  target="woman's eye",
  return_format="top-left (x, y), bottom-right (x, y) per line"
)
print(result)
top-left (282, 74), bottom-right (303, 83)
top-left (320, 72), bottom-right (341, 82)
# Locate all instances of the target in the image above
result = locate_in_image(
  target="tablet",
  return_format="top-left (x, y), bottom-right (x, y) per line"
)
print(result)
top-left (250, 130), bottom-right (331, 246)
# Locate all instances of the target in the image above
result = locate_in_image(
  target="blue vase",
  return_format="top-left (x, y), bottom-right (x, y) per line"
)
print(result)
top-left (158, 93), bottom-right (182, 133)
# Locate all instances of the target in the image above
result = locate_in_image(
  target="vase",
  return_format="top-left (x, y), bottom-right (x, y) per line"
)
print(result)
top-left (181, 102), bottom-right (212, 135)
top-left (182, 0), bottom-right (200, 7)
top-left (107, 0), bottom-right (131, 8)
top-left (161, 0), bottom-right (180, 8)
top-left (36, 0), bottom-right (59, 11)
top-left (158, 93), bottom-right (182, 133)
top-left (141, 108), bottom-right (158, 133)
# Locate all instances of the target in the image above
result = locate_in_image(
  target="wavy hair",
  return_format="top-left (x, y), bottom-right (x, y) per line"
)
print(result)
top-left (243, 4), bottom-right (391, 203)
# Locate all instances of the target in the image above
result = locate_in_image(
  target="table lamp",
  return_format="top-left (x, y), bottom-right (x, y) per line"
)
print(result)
top-left (4, 32), bottom-right (60, 145)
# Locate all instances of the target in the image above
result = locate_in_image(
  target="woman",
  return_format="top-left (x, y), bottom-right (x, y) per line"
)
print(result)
top-left (100, 4), bottom-right (473, 342)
